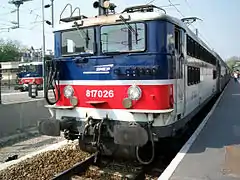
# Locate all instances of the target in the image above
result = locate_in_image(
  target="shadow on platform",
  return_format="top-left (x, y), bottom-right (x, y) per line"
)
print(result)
top-left (188, 79), bottom-right (240, 154)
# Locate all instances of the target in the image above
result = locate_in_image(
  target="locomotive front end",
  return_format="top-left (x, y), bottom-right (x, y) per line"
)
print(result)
top-left (16, 62), bottom-right (44, 91)
top-left (39, 4), bottom-right (178, 164)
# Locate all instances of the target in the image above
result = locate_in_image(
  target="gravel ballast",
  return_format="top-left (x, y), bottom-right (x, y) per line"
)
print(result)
top-left (0, 142), bottom-right (90, 180)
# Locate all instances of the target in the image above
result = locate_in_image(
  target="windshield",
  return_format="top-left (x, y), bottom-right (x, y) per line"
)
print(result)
top-left (100, 22), bottom-right (145, 53)
top-left (19, 65), bottom-right (37, 72)
top-left (61, 28), bottom-right (94, 55)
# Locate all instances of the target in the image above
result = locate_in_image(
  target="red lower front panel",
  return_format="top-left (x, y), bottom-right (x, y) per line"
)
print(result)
top-left (56, 84), bottom-right (174, 110)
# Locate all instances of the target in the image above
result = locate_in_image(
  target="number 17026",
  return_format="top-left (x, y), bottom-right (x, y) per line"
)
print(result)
top-left (85, 90), bottom-right (114, 98)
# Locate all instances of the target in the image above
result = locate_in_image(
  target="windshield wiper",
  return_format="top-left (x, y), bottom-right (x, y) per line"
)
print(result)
top-left (102, 51), bottom-right (122, 55)
top-left (118, 15), bottom-right (138, 44)
top-left (73, 21), bottom-right (90, 48)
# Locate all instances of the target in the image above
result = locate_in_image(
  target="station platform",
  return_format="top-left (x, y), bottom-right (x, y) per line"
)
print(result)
top-left (159, 79), bottom-right (240, 180)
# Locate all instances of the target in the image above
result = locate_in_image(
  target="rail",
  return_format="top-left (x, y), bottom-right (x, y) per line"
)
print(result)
top-left (52, 152), bottom-right (99, 180)
top-left (51, 150), bottom-right (147, 180)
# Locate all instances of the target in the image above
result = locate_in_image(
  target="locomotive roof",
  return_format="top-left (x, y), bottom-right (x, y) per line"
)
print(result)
top-left (54, 8), bottom-right (213, 54)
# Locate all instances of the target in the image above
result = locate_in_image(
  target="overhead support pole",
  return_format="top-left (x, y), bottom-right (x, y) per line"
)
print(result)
top-left (8, 0), bottom-right (32, 28)
top-left (41, 0), bottom-right (47, 98)
top-left (50, 0), bottom-right (54, 28)
top-left (16, 5), bottom-right (20, 28)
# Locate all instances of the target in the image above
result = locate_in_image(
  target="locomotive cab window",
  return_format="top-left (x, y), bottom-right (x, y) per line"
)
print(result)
top-left (100, 23), bottom-right (145, 53)
top-left (61, 27), bottom-right (95, 56)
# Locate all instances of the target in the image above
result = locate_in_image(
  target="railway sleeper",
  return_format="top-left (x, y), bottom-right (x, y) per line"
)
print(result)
top-left (83, 165), bottom-right (145, 180)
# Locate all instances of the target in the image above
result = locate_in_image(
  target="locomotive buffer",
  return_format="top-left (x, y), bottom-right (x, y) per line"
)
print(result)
top-left (160, 79), bottom-right (240, 180)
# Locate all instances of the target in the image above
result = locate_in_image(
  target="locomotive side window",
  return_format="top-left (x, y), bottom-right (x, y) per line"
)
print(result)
top-left (187, 66), bottom-right (200, 86)
top-left (61, 27), bottom-right (95, 55)
top-left (100, 23), bottom-right (145, 53)
top-left (174, 29), bottom-right (180, 53)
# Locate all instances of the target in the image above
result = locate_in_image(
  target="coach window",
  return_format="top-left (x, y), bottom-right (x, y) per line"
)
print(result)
top-left (213, 70), bottom-right (217, 79)
top-left (203, 48), bottom-right (206, 63)
top-left (213, 56), bottom-right (216, 65)
top-left (197, 68), bottom-right (200, 83)
top-left (192, 39), bottom-right (195, 58)
top-left (206, 50), bottom-right (209, 63)
top-left (187, 66), bottom-right (200, 86)
top-left (199, 45), bottom-right (202, 60)
top-left (187, 36), bottom-right (190, 55)
top-left (187, 35), bottom-right (192, 56)
top-left (187, 66), bottom-right (191, 85)
top-left (196, 43), bottom-right (199, 59)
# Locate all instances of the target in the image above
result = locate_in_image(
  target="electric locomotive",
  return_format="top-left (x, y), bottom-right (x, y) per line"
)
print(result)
top-left (16, 62), bottom-right (43, 91)
top-left (39, 2), bottom-right (229, 164)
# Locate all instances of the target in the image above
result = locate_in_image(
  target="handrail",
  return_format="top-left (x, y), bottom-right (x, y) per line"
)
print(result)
top-left (71, 7), bottom-right (81, 17)
top-left (59, 4), bottom-right (73, 23)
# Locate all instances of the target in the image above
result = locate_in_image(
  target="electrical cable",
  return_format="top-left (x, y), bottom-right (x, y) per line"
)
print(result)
top-left (45, 59), bottom-right (61, 105)
top-left (136, 125), bottom-right (155, 165)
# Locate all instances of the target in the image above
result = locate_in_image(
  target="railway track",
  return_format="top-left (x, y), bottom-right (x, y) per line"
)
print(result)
top-left (52, 151), bottom-right (146, 180)
top-left (51, 152), bottom-right (99, 180)
top-left (51, 146), bottom-right (176, 180)
top-left (50, 93), bottom-right (221, 180)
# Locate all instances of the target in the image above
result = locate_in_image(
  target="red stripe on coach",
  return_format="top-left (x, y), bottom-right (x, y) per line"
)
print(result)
top-left (56, 84), bottom-right (174, 110)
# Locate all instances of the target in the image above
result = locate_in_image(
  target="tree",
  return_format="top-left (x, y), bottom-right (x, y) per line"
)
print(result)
top-left (226, 56), bottom-right (240, 71)
top-left (0, 39), bottom-right (22, 62)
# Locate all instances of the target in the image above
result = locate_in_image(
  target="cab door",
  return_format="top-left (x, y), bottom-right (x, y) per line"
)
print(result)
top-left (174, 27), bottom-right (186, 119)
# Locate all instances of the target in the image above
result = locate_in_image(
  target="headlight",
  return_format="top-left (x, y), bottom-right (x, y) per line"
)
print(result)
top-left (70, 96), bottom-right (78, 106)
top-left (64, 85), bottom-right (74, 98)
top-left (127, 85), bottom-right (142, 100)
top-left (122, 98), bottom-right (132, 109)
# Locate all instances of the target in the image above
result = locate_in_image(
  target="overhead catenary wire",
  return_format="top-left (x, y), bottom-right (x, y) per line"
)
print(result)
top-left (167, 0), bottom-right (184, 17)
top-left (0, 4), bottom-right (41, 18)
top-left (0, 1), bottom-right (53, 34)
top-left (0, 3), bottom-right (43, 29)
top-left (146, 0), bottom-right (180, 9)
top-left (165, 0), bottom-right (213, 50)
top-left (144, 0), bottom-right (213, 50)
top-left (146, 0), bottom-right (157, 4)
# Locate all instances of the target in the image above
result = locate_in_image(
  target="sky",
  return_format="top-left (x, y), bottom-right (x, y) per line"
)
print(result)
top-left (0, 0), bottom-right (239, 60)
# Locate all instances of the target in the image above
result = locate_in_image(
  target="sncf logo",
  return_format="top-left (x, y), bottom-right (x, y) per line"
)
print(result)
top-left (94, 64), bottom-right (113, 72)
top-left (95, 67), bottom-right (111, 71)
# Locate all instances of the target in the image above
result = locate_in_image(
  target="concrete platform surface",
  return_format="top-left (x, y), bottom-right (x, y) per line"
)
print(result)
top-left (166, 80), bottom-right (240, 180)
top-left (1, 90), bottom-right (54, 104)
top-left (0, 135), bottom-right (65, 163)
